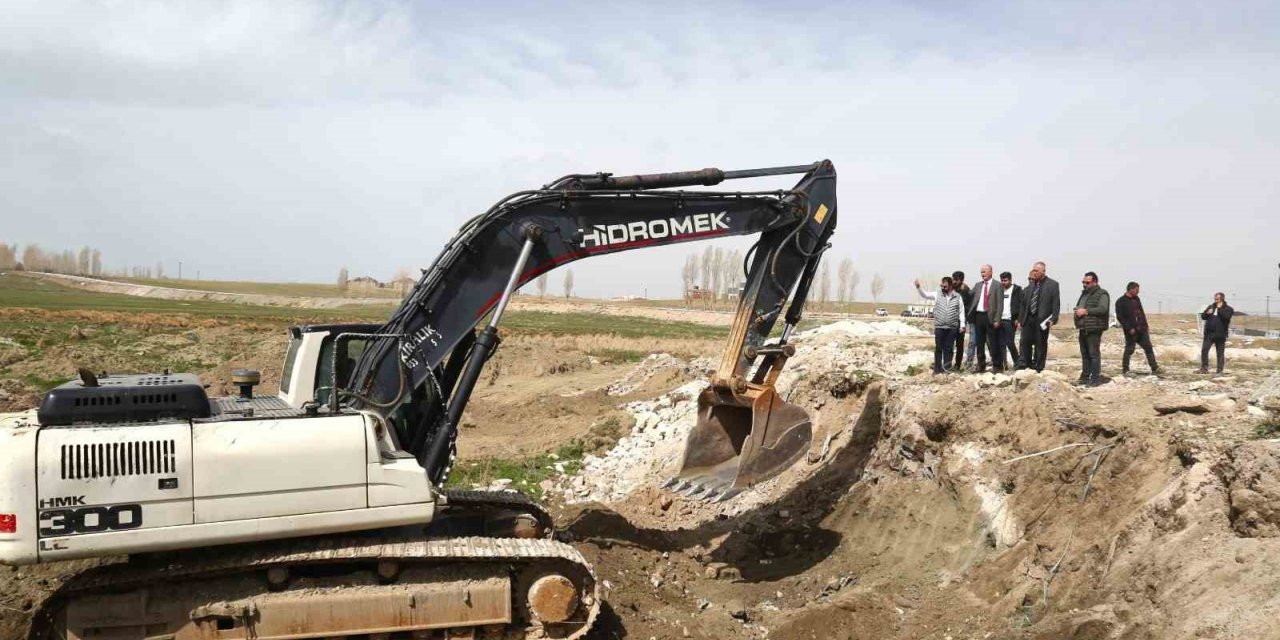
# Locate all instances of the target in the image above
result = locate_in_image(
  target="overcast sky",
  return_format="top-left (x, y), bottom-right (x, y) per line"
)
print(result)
top-left (2, 1), bottom-right (1277, 312)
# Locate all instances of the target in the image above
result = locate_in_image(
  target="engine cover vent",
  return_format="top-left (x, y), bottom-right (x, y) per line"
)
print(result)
top-left (61, 440), bottom-right (177, 480)
top-left (37, 373), bottom-right (212, 426)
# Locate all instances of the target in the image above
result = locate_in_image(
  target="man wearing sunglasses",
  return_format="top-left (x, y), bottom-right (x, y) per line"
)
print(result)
top-left (1073, 271), bottom-right (1111, 386)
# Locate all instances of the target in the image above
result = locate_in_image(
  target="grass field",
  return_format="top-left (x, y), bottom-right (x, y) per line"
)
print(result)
top-left (0, 271), bottom-right (727, 340)
top-left (0, 272), bottom-right (390, 320)
top-left (103, 275), bottom-right (407, 298)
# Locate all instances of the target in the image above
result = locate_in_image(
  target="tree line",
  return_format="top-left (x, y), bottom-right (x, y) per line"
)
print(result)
top-left (681, 247), bottom-right (885, 309)
top-left (1, 243), bottom-right (181, 279)
top-left (0, 243), bottom-right (106, 276)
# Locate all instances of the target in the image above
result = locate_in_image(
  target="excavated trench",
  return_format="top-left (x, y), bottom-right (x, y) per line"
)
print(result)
top-left (554, 345), bottom-right (1280, 640)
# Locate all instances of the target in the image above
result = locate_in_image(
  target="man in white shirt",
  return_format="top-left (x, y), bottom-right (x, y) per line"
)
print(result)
top-left (999, 271), bottom-right (1022, 369)
top-left (916, 276), bottom-right (966, 374)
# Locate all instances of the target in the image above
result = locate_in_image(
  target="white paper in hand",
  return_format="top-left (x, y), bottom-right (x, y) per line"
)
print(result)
top-left (1040, 318), bottom-right (1051, 331)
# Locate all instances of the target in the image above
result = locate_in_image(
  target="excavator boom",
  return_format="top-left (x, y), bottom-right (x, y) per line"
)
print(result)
top-left (343, 160), bottom-right (838, 491)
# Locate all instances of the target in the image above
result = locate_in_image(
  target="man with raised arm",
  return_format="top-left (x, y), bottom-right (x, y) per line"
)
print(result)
top-left (916, 276), bottom-right (966, 375)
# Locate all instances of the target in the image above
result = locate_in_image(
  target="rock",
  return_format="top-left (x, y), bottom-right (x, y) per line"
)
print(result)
top-left (717, 566), bottom-right (742, 581)
top-left (1188, 381), bottom-right (1214, 391)
top-left (725, 599), bottom-right (748, 621)
top-left (659, 495), bottom-right (674, 511)
top-left (649, 571), bottom-right (663, 588)
top-left (697, 598), bottom-right (711, 610)
top-left (538, 479), bottom-right (555, 493)
top-left (975, 372), bottom-right (1012, 388)
top-left (1247, 406), bottom-right (1271, 418)
top-left (492, 478), bottom-right (513, 489)
top-left (1154, 398), bottom-right (1210, 415)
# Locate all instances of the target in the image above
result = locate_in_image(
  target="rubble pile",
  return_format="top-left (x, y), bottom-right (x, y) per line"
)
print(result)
top-left (560, 379), bottom-right (708, 503)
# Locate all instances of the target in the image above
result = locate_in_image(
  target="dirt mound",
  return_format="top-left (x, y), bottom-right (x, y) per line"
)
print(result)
top-left (1220, 442), bottom-right (1280, 538)
top-left (558, 332), bottom-right (1280, 639)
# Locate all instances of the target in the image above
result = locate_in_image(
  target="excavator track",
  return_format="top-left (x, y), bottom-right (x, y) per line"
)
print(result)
top-left (29, 534), bottom-right (598, 640)
top-left (438, 488), bottom-right (557, 539)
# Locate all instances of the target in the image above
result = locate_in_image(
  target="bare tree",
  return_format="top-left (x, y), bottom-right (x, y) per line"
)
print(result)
top-left (710, 247), bottom-right (723, 305)
top-left (337, 266), bottom-right (349, 291)
top-left (562, 269), bottom-right (575, 298)
top-left (871, 273), bottom-right (885, 304)
top-left (681, 255), bottom-right (696, 305)
top-left (156, 261), bottom-right (165, 279)
top-left (90, 249), bottom-right (101, 276)
top-left (818, 260), bottom-right (831, 312)
top-left (22, 245), bottom-right (43, 272)
top-left (689, 252), bottom-right (700, 293)
top-left (536, 273), bottom-right (548, 298)
top-left (392, 267), bottom-right (412, 296)
top-left (723, 249), bottom-right (742, 302)
top-left (0, 244), bottom-right (16, 270)
top-left (77, 247), bottom-right (91, 274)
top-left (700, 246), bottom-right (714, 299)
top-left (848, 269), bottom-right (861, 303)
top-left (837, 257), bottom-right (853, 310)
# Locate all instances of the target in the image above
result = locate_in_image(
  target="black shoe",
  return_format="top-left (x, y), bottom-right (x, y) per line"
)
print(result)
top-left (1197, 367), bottom-right (1209, 374)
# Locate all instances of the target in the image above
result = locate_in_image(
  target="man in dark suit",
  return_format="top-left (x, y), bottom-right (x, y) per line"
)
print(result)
top-left (1198, 292), bottom-right (1234, 374)
top-left (1115, 281), bottom-right (1158, 376)
top-left (1017, 261), bottom-right (1061, 373)
top-left (999, 271), bottom-right (1023, 369)
top-left (966, 264), bottom-right (1005, 372)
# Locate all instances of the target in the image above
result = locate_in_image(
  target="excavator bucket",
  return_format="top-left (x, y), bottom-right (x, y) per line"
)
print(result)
top-left (668, 384), bottom-right (812, 501)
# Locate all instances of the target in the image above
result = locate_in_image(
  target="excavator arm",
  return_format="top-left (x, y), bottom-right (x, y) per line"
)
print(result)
top-left (342, 160), bottom-right (837, 492)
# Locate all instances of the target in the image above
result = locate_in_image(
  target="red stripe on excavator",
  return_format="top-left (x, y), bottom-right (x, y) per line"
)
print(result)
top-left (474, 228), bottom-right (731, 320)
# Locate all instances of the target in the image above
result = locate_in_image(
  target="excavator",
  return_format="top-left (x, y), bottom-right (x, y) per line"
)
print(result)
top-left (0, 160), bottom-right (837, 639)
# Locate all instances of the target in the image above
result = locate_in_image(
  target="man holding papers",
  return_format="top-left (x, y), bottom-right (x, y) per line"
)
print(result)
top-left (1017, 261), bottom-right (1061, 373)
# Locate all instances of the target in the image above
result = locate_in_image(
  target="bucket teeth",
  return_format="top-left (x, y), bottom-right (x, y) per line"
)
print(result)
top-left (660, 477), bottom-right (679, 489)
top-left (712, 487), bottom-right (742, 503)
top-left (668, 475), bottom-right (736, 502)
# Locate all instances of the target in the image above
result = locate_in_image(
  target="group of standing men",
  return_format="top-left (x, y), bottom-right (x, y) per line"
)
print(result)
top-left (915, 262), bottom-right (1237, 385)
top-left (915, 261), bottom-right (1061, 376)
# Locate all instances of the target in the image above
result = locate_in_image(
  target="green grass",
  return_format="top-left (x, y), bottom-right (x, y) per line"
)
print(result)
top-left (584, 348), bottom-right (650, 364)
top-left (20, 374), bottom-right (67, 393)
top-left (104, 276), bottom-right (407, 299)
top-left (444, 414), bottom-right (628, 495)
top-left (499, 310), bottom-right (726, 340)
top-left (0, 272), bottom-right (389, 321)
top-left (1256, 417), bottom-right (1280, 439)
top-left (2, 273), bottom-right (729, 341)
top-left (446, 442), bottom-right (586, 493)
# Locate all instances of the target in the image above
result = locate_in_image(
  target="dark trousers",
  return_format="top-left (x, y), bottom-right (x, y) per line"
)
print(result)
top-left (1020, 322), bottom-right (1050, 372)
top-left (934, 327), bottom-right (958, 373)
top-left (972, 312), bottom-right (1004, 371)
top-left (1201, 335), bottom-right (1226, 372)
top-left (1123, 330), bottom-right (1158, 373)
top-left (953, 328), bottom-right (966, 370)
top-left (1078, 330), bottom-right (1102, 381)
top-left (1001, 322), bottom-right (1019, 368)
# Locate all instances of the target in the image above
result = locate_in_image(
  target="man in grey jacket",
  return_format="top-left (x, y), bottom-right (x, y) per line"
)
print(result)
top-left (1018, 261), bottom-right (1061, 373)
top-left (1073, 271), bottom-right (1110, 386)
top-left (966, 264), bottom-right (1005, 372)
